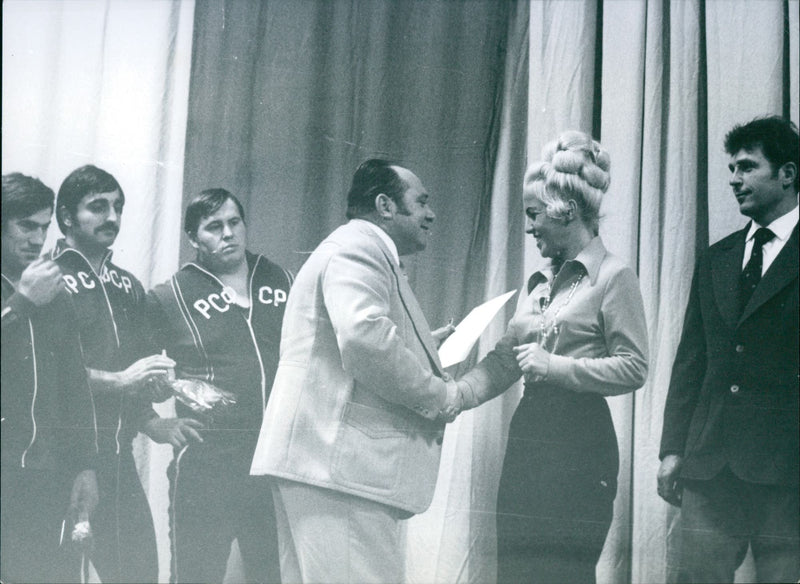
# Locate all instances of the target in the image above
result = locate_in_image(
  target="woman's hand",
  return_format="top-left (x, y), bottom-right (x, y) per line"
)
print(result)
top-left (513, 342), bottom-right (550, 383)
top-left (431, 319), bottom-right (456, 349)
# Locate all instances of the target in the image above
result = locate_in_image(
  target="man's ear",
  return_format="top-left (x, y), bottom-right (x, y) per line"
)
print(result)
top-left (779, 161), bottom-right (797, 188)
top-left (375, 193), bottom-right (394, 220)
top-left (57, 205), bottom-right (72, 228)
top-left (186, 233), bottom-right (199, 248)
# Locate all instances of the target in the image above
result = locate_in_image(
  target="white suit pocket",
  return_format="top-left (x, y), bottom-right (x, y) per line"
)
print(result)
top-left (332, 402), bottom-right (406, 492)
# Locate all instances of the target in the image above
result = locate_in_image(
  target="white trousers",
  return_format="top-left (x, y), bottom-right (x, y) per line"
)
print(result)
top-left (271, 479), bottom-right (406, 584)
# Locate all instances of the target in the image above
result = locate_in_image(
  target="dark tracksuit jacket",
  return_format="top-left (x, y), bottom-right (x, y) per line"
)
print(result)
top-left (50, 240), bottom-right (159, 583)
top-left (147, 251), bottom-right (292, 583)
top-left (1, 273), bottom-right (97, 583)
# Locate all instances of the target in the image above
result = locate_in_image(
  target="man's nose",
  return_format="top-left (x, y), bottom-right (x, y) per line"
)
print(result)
top-left (729, 170), bottom-right (742, 186)
top-left (222, 224), bottom-right (234, 238)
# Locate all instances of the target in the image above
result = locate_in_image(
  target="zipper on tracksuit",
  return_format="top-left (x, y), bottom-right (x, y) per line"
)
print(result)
top-left (2, 273), bottom-right (40, 469)
top-left (246, 260), bottom-right (268, 410)
top-left (20, 319), bottom-right (39, 468)
top-left (183, 259), bottom-right (269, 409)
top-left (52, 246), bottom-right (124, 455)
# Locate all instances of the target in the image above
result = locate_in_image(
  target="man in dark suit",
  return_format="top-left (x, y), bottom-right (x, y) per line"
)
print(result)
top-left (658, 116), bottom-right (799, 583)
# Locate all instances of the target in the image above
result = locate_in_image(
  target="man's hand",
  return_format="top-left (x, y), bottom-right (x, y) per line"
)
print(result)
top-left (90, 354), bottom-right (177, 397)
top-left (17, 257), bottom-right (64, 307)
top-left (657, 454), bottom-right (684, 506)
top-left (431, 320), bottom-right (456, 349)
top-left (118, 354), bottom-right (176, 393)
top-left (70, 469), bottom-right (99, 519)
top-left (514, 342), bottom-right (550, 382)
top-left (440, 380), bottom-right (474, 423)
top-left (143, 417), bottom-right (205, 448)
top-left (67, 469), bottom-right (98, 552)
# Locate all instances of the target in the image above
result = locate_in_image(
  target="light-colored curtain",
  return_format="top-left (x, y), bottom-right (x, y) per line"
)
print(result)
top-left (2, 1), bottom-right (195, 581)
top-left (434, 1), bottom-right (797, 583)
top-left (409, 3), bottom-right (531, 582)
top-left (3, 1), bottom-right (798, 583)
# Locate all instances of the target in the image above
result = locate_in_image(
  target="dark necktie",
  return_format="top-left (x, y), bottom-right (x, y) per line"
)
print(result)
top-left (739, 227), bottom-right (775, 313)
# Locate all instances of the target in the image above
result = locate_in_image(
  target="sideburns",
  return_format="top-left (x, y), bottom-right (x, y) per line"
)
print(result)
top-left (392, 198), bottom-right (412, 216)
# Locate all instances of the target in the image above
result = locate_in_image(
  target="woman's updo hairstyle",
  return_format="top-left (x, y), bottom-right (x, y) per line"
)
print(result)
top-left (523, 130), bottom-right (610, 235)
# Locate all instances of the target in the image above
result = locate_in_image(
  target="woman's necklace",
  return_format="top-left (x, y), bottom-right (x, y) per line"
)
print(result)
top-left (539, 272), bottom-right (584, 350)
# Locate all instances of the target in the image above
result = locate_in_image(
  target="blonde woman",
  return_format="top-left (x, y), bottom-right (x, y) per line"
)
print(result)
top-left (458, 131), bottom-right (649, 583)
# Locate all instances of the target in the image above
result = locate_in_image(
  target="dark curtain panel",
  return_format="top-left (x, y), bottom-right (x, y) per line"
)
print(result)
top-left (183, 0), bottom-right (524, 330)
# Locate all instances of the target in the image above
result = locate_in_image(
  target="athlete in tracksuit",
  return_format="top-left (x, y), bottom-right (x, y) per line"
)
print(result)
top-left (1, 274), bottom-right (98, 583)
top-left (148, 247), bottom-right (292, 583)
top-left (51, 239), bottom-right (161, 583)
top-left (2, 172), bottom-right (99, 583)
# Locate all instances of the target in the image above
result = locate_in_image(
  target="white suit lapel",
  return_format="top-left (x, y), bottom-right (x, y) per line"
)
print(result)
top-left (355, 222), bottom-right (443, 375)
top-left (389, 260), bottom-right (444, 375)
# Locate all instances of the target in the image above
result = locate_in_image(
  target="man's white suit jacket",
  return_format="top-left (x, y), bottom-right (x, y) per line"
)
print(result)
top-left (250, 219), bottom-right (457, 515)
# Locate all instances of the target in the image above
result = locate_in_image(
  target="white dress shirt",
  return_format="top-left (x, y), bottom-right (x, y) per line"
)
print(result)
top-left (742, 200), bottom-right (799, 274)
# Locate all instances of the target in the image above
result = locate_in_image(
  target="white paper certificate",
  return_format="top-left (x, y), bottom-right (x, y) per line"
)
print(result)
top-left (437, 290), bottom-right (517, 368)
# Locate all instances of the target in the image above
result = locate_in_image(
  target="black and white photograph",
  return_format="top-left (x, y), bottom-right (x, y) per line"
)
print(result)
top-left (2, 1), bottom-right (798, 583)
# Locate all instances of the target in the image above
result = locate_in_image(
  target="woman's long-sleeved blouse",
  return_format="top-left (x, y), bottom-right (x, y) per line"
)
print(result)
top-left (460, 236), bottom-right (648, 405)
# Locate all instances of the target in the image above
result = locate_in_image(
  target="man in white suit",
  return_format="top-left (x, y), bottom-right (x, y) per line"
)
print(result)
top-left (250, 159), bottom-right (460, 583)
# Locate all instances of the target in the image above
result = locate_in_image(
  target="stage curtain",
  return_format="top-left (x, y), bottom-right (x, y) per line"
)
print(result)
top-left (183, 1), bottom-right (798, 583)
top-left (511, 2), bottom-right (795, 583)
top-left (184, 5), bottom-right (526, 580)
top-left (3, 1), bottom-right (797, 582)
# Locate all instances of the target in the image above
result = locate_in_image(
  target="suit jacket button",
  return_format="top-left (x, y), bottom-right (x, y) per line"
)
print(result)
top-left (442, 372), bottom-right (452, 381)
top-left (730, 384), bottom-right (740, 394)
top-left (735, 344), bottom-right (745, 353)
